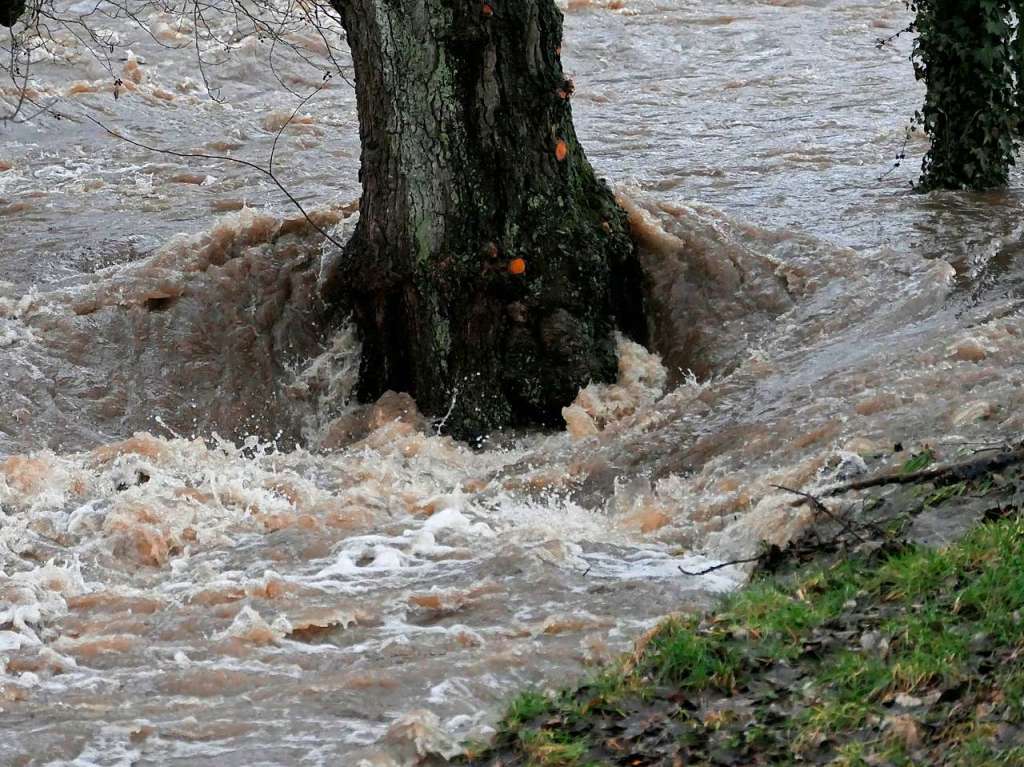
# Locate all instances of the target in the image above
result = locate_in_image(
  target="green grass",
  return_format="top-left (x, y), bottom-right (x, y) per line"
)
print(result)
top-left (503, 690), bottom-right (554, 728)
top-left (468, 507), bottom-right (1024, 766)
top-left (901, 448), bottom-right (936, 474)
top-left (816, 650), bottom-right (891, 702)
top-left (641, 618), bottom-right (739, 689)
top-left (516, 730), bottom-right (591, 767)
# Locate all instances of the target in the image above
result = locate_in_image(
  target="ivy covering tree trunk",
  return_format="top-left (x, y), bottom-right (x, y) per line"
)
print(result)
top-left (908, 0), bottom-right (1024, 190)
top-left (326, 0), bottom-right (646, 441)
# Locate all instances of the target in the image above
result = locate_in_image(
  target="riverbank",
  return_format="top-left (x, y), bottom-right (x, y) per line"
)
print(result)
top-left (451, 440), bottom-right (1024, 766)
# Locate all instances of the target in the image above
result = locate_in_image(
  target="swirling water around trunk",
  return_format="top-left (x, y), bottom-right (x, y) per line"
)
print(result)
top-left (1, 0), bottom-right (1023, 764)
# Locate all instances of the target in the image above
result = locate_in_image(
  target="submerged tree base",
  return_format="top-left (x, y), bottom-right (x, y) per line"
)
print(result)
top-left (326, 0), bottom-right (646, 442)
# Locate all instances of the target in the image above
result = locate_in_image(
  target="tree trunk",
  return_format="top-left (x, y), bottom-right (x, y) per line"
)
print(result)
top-left (915, 0), bottom-right (1019, 190)
top-left (0, 0), bottom-right (25, 27)
top-left (326, 0), bottom-right (646, 441)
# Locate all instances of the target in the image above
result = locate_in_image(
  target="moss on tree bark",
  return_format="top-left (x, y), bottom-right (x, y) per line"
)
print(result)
top-left (326, 0), bottom-right (646, 441)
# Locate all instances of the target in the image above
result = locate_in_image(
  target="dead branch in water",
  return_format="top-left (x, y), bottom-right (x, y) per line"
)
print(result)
top-left (683, 444), bottom-right (1024, 588)
top-left (772, 484), bottom-right (868, 543)
top-left (677, 556), bottom-right (763, 577)
top-left (823, 443), bottom-right (1024, 497)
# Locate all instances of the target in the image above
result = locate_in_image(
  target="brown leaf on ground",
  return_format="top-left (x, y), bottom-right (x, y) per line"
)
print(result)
top-left (884, 713), bottom-right (922, 749)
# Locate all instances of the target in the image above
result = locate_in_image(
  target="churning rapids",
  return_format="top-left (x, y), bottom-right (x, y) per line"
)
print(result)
top-left (2, 0), bottom-right (1023, 764)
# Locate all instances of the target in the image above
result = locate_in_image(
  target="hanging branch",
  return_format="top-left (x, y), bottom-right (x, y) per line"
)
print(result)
top-left (83, 78), bottom-right (346, 252)
top-left (875, 22), bottom-right (914, 50)
top-left (2, 0), bottom-right (357, 123)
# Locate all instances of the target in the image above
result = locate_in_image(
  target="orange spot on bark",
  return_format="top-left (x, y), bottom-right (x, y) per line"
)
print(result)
top-left (555, 140), bottom-right (568, 162)
top-left (508, 258), bottom-right (526, 275)
top-left (482, 3), bottom-right (493, 16)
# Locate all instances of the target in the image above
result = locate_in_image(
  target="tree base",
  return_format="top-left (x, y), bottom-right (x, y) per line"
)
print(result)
top-left (328, 0), bottom-right (646, 441)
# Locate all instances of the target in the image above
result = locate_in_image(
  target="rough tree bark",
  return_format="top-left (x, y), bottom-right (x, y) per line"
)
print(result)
top-left (326, 0), bottom-right (646, 441)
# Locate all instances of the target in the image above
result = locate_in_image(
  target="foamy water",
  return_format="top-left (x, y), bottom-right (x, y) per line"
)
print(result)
top-left (2, 0), bottom-right (1024, 764)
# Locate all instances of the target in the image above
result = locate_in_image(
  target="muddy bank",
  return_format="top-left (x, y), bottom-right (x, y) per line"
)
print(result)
top-left (457, 441), bottom-right (1024, 767)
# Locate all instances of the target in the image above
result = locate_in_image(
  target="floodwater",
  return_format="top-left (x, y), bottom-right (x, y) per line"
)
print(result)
top-left (1, 0), bottom-right (1023, 764)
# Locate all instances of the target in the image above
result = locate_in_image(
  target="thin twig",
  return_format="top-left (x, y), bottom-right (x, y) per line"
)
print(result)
top-left (434, 386), bottom-right (459, 435)
top-left (878, 128), bottom-right (911, 182)
top-left (193, 1), bottom-right (223, 102)
top-left (678, 557), bottom-right (761, 577)
top-left (270, 75), bottom-right (327, 176)
top-left (84, 110), bottom-right (346, 251)
top-left (2, 25), bottom-right (30, 123)
top-left (2, 0), bottom-right (354, 124)
top-left (875, 23), bottom-right (914, 50)
top-left (772, 484), bottom-right (867, 543)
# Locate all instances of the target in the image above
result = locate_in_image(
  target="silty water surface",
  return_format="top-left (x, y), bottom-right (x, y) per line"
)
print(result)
top-left (1, 0), bottom-right (1023, 764)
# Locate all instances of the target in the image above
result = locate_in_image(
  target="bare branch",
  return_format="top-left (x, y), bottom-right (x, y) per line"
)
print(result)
top-left (270, 72), bottom-right (328, 176)
top-left (2, 0), bottom-right (354, 123)
top-left (771, 484), bottom-right (867, 543)
top-left (677, 557), bottom-right (762, 577)
top-left (823, 443), bottom-right (1024, 497)
top-left (83, 109), bottom-right (347, 251)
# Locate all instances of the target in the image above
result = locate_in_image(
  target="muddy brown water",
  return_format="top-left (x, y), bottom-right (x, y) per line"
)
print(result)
top-left (2, 0), bottom-right (1023, 764)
